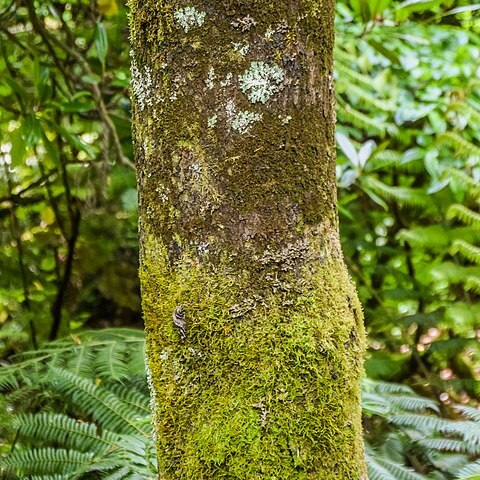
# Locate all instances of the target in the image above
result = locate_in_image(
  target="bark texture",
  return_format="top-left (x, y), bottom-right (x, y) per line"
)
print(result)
top-left (130, 1), bottom-right (366, 478)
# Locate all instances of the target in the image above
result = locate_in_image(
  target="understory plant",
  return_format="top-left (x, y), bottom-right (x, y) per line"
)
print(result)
top-left (1, 330), bottom-right (479, 479)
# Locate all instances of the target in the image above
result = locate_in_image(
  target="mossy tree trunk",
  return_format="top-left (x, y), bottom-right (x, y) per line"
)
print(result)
top-left (130, 1), bottom-right (366, 478)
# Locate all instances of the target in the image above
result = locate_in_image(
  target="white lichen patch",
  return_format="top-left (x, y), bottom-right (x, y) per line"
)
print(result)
top-left (232, 41), bottom-right (250, 56)
top-left (145, 358), bottom-right (160, 443)
top-left (196, 241), bottom-right (209, 255)
top-left (220, 72), bottom-right (233, 87)
top-left (205, 67), bottom-right (215, 89)
top-left (230, 15), bottom-right (256, 32)
top-left (239, 61), bottom-right (284, 104)
top-left (225, 99), bottom-right (236, 119)
top-left (189, 163), bottom-right (202, 180)
top-left (207, 114), bottom-right (218, 128)
top-left (279, 114), bottom-right (292, 124)
top-left (130, 53), bottom-right (154, 111)
top-left (232, 110), bottom-right (262, 134)
top-left (174, 6), bottom-right (206, 33)
top-left (265, 27), bottom-right (275, 40)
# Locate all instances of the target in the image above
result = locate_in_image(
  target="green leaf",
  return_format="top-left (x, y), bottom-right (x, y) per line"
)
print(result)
top-left (367, 39), bottom-right (401, 65)
top-left (368, 0), bottom-right (390, 18)
top-left (395, 0), bottom-right (443, 21)
top-left (34, 58), bottom-right (51, 103)
top-left (349, 0), bottom-right (372, 21)
top-left (94, 23), bottom-right (109, 71)
top-left (23, 115), bottom-right (42, 147)
top-left (41, 131), bottom-right (60, 166)
top-left (6, 77), bottom-right (27, 100)
top-left (9, 126), bottom-right (26, 166)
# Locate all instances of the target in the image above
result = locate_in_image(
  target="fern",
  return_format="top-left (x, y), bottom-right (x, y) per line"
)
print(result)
top-left (337, 78), bottom-right (395, 112)
top-left (337, 103), bottom-right (387, 137)
top-left (335, 55), bottom-right (376, 91)
top-left (384, 395), bottom-right (440, 413)
top-left (427, 262), bottom-right (480, 285)
top-left (3, 331), bottom-right (479, 479)
top-left (362, 176), bottom-right (430, 207)
top-left (444, 168), bottom-right (480, 198)
top-left (3, 448), bottom-right (97, 476)
top-left (451, 239), bottom-right (480, 264)
top-left (417, 438), bottom-right (471, 454)
top-left (389, 413), bottom-right (453, 432)
top-left (447, 205), bottom-right (480, 230)
top-left (465, 275), bottom-right (480, 293)
top-left (15, 412), bottom-right (121, 453)
top-left (438, 132), bottom-right (480, 158)
top-left (367, 149), bottom-right (403, 171)
top-left (0, 329), bottom-right (156, 479)
top-left (29, 476), bottom-right (73, 480)
top-left (366, 442), bottom-right (427, 480)
top-left (49, 367), bottom-right (149, 436)
top-left (455, 459), bottom-right (480, 479)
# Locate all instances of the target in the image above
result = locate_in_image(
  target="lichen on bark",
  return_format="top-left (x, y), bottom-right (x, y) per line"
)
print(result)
top-left (130, 0), bottom-right (367, 478)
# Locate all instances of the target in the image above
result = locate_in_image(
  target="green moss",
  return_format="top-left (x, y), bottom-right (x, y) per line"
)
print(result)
top-left (140, 232), bottom-right (366, 479)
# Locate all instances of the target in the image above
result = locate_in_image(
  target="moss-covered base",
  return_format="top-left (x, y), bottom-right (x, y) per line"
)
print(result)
top-left (141, 234), bottom-right (366, 479)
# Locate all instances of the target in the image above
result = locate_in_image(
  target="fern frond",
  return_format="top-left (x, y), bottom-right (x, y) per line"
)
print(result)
top-left (444, 168), bottom-right (480, 198)
top-left (29, 476), bottom-right (74, 480)
top-left (337, 79), bottom-right (394, 112)
top-left (4, 448), bottom-right (95, 476)
top-left (438, 132), bottom-right (480, 158)
top-left (0, 329), bottom-right (147, 392)
top-left (384, 395), bottom-right (440, 413)
top-left (65, 344), bottom-right (96, 379)
top-left (49, 368), bottom-right (149, 436)
top-left (366, 454), bottom-right (399, 480)
top-left (102, 466), bottom-right (132, 479)
top-left (363, 379), bottom-right (415, 395)
top-left (447, 205), bottom-right (480, 230)
top-left (94, 341), bottom-right (129, 381)
top-left (439, 422), bottom-right (480, 454)
top-left (367, 149), bottom-right (403, 171)
top-left (374, 457), bottom-right (427, 480)
top-left (465, 275), bottom-right (480, 293)
top-left (335, 56), bottom-right (375, 91)
top-left (427, 262), bottom-right (480, 285)
top-left (15, 412), bottom-right (120, 453)
top-left (389, 413), bottom-right (452, 432)
top-left (397, 225), bottom-right (449, 249)
top-left (337, 104), bottom-right (386, 137)
top-left (455, 459), bottom-right (480, 479)
top-left (362, 176), bottom-right (430, 207)
top-left (417, 438), bottom-right (469, 454)
top-left (451, 240), bottom-right (480, 265)
top-left (108, 384), bottom-right (151, 416)
top-left (366, 442), bottom-right (427, 480)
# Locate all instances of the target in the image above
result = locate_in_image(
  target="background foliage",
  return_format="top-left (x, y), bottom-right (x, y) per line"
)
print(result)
top-left (0, 0), bottom-right (479, 478)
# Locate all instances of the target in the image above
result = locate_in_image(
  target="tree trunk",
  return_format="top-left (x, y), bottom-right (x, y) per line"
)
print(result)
top-left (130, 1), bottom-right (366, 478)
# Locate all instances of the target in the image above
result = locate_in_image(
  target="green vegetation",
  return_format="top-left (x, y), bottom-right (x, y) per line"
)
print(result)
top-left (0, 0), bottom-right (479, 478)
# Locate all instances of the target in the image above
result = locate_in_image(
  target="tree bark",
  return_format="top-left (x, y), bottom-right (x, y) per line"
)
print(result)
top-left (130, 1), bottom-right (366, 478)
